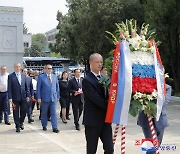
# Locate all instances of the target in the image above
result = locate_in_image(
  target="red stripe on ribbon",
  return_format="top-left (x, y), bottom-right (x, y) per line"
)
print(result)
top-left (154, 42), bottom-right (166, 98)
top-left (105, 42), bottom-right (120, 123)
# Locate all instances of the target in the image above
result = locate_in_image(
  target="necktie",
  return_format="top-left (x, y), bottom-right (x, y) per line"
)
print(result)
top-left (17, 74), bottom-right (21, 85)
top-left (48, 75), bottom-right (52, 84)
top-left (97, 75), bottom-right (101, 80)
top-left (77, 79), bottom-right (81, 88)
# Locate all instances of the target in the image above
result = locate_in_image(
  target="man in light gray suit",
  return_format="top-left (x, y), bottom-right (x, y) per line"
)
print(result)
top-left (137, 84), bottom-right (172, 154)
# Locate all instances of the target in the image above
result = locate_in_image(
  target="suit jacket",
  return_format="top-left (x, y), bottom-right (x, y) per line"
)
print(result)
top-left (26, 76), bottom-right (34, 98)
top-left (8, 72), bottom-right (29, 102)
top-left (68, 77), bottom-right (84, 103)
top-left (36, 73), bottom-right (60, 103)
top-left (82, 72), bottom-right (108, 126)
top-left (137, 84), bottom-right (172, 129)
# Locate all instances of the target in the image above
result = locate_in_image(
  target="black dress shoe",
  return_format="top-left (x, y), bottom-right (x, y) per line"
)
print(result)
top-left (75, 125), bottom-right (80, 131)
top-left (20, 125), bottom-right (24, 130)
top-left (53, 128), bottom-right (59, 133)
top-left (16, 128), bottom-right (20, 132)
top-left (28, 119), bottom-right (34, 123)
top-left (43, 127), bottom-right (47, 131)
top-left (5, 122), bottom-right (11, 125)
top-left (66, 117), bottom-right (70, 120)
top-left (62, 118), bottom-right (67, 124)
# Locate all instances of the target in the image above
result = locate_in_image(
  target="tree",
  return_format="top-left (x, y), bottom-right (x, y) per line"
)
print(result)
top-left (32, 33), bottom-right (46, 51)
top-left (55, 0), bottom-right (144, 72)
top-left (141, 0), bottom-right (180, 91)
top-left (24, 45), bottom-right (46, 57)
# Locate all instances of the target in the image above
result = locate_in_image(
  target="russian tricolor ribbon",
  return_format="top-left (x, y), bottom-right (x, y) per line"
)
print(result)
top-left (112, 40), bottom-right (132, 125)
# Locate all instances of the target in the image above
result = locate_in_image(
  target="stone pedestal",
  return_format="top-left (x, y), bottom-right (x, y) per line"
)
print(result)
top-left (0, 6), bottom-right (24, 73)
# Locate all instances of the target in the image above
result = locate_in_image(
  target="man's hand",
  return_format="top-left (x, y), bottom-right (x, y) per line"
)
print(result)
top-left (37, 99), bottom-right (42, 103)
top-left (32, 96), bottom-right (34, 99)
top-left (26, 97), bottom-right (30, 102)
top-left (9, 99), bottom-right (16, 110)
top-left (74, 91), bottom-right (79, 96)
top-left (9, 99), bottom-right (13, 103)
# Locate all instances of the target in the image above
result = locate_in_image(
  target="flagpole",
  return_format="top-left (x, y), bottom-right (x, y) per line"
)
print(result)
top-left (121, 125), bottom-right (126, 154)
top-left (147, 114), bottom-right (160, 154)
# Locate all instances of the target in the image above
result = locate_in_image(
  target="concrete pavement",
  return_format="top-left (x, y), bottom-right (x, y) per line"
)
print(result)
top-left (0, 101), bottom-right (179, 154)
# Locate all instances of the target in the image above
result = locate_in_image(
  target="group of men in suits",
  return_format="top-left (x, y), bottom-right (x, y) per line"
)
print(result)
top-left (0, 53), bottom-right (171, 153)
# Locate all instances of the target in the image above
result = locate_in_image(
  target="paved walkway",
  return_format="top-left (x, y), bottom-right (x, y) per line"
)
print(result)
top-left (0, 101), bottom-right (179, 154)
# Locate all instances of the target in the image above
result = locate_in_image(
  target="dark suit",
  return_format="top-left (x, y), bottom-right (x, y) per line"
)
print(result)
top-left (8, 72), bottom-right (29, 128)
top-left (68, 77), bottom-right (84, 127)
top-left (82, 72), bottom-right (114, 154)
top-left (137, 84), bottom-right (172, 154)
top-left (25, 76), bottom-right (34, 121)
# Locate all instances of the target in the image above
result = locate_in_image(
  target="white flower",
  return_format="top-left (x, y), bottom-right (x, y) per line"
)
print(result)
top-left (130, 51), bottom-right (154, 65)
top-left (141, 47), bottom-right (148, 52)
top-left (133, 92), bottom-right (143, 100)
top-left (129, 35), bottom-right (142, 50)
top-left (147, 94), bottom-right (153, 101)
top-left (141, 40), bottom-right (148, 47)
top-left (152, 90), bottom-right (158, 98)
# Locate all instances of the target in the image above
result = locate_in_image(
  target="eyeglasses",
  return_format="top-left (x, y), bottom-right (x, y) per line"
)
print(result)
top-left (47, 68), bottom-right (52, 70)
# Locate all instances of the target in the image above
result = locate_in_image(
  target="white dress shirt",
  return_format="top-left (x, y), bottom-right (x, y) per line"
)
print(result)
top-left (0, 73), bottom-right (9, 92)
top-left (32, 79), bottom-right (37, 91)
top-left (91, 71), bottom-right (101, 80)
top-left (15, 72), bottom-right (21, 85)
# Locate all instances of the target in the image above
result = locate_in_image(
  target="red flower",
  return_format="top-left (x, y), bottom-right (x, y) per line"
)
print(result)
top-left (132, 77), bottom-right (157, 94)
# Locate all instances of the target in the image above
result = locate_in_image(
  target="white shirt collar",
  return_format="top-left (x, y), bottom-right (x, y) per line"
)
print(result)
top-left (75, 77), bottom-right (80, 80)
top-left (91, 71), bottom-right (100, 77)
top-left (46, 73), bottom-right (51, 77)
top-left (15, 72), bottom-right (21, 76)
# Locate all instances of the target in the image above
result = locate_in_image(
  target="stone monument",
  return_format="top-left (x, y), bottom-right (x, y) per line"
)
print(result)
top-left (0, 6), bottom-right (24, 73)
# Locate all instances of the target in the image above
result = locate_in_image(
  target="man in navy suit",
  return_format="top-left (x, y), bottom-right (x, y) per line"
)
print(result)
top-left (36, 64), bottom-right (60, 133)
top-left (137, 84), bottom-right (172, 154)
top-left (8, 63), bottom-right (30, 132)
top-left (82, 53), bottom-right (114, 154)
top-left (68, 69), bottom-right (84, 130)
top-left (23, 68), bottom-right (34, 123)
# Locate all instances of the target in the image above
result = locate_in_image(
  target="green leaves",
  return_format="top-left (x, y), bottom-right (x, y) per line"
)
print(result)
top-left (129, 99), bottom-right (142, 117)
top-left (129, 98), bottom-right (157, 118)
top-left (99, 75), bottom-right (111, 89)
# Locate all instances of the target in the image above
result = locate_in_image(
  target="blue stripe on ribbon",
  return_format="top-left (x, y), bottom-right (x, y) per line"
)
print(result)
top-left (132, 64), bottom-right (155, 78)
top-left (112, 40), bottom-right (126, 124)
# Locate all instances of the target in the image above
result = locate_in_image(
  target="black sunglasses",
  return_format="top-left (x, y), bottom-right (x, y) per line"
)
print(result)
top-left (47, 68), bottom-right (52, 70)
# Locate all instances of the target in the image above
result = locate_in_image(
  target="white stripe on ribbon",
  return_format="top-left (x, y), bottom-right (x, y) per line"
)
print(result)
top-left (153, 45), bottom-right (164, 121)
top-left (119, 40), bottom-right (132, 125)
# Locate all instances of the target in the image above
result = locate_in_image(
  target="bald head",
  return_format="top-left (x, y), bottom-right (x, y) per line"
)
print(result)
top-left (89, 53), bottom-right (103, 74)
top-left (89, 53), bottom-right (103, 62)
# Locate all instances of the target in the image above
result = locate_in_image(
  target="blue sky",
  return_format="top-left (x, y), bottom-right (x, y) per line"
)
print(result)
top-left (0, 0), bottom-right (68, 34)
